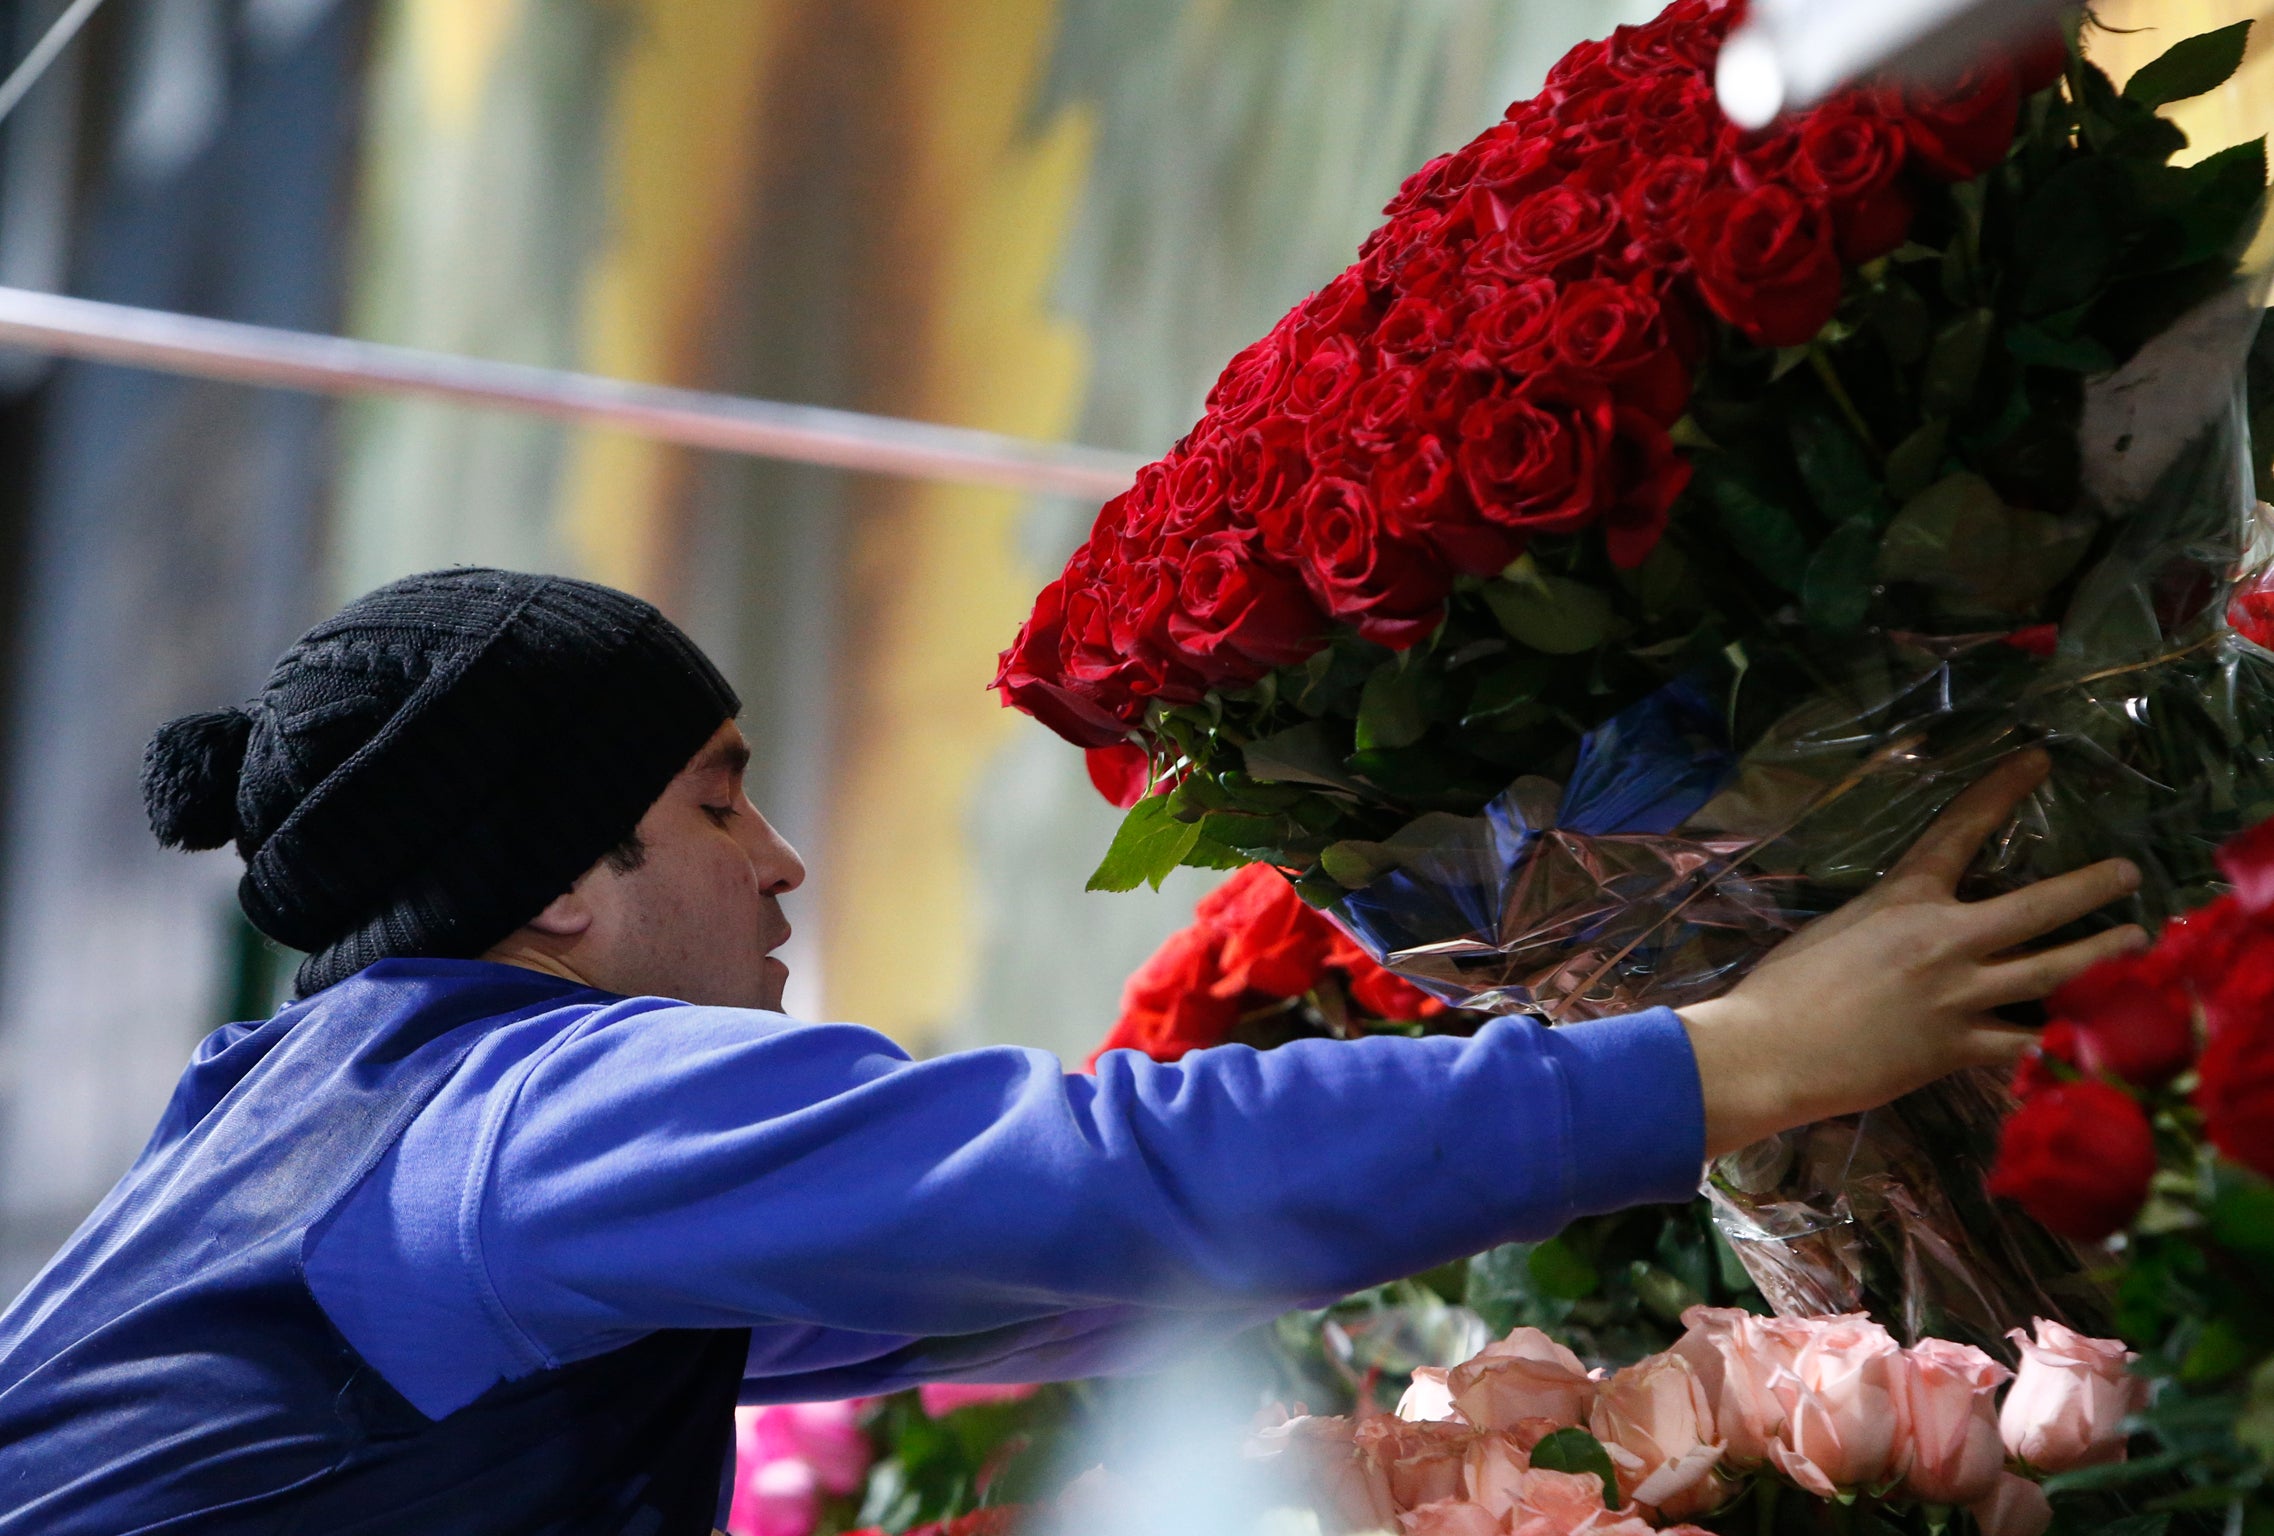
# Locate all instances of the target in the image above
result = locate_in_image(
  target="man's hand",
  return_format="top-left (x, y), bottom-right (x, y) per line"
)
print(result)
top-left (1677, 749), bottom-right (2145, 1158)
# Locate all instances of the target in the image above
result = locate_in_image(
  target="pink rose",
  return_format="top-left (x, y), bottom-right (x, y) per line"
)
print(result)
top-left (1970, 1472), bottom-right (2055, 1536)
top-left (1671, 1306), bottom-right (1791, 1466)
top-left (917, 1382), bottom-right (1038, 1418)
top-left (1506, 1467), bottom-right (1614, 1532)
top-left (1249, 1414), bottom-right (1399, 1533)
top-left (1400, 1366), bottom-right (1467, 1424)
top-left (1589, 1353), bottom-right (1729, 1519)
top-left (737, 1402), bottom-right (872, 1497)
top-left (726, 1456), bottom-right (818, 1536)
top-left (1402, 1500), bottom-right (1511, 1536)
top-left (1895, 1339), bottom-right (2012, 1505)
top-left (1357, 1414), bottom-right (1479, 1511)
top-left (1763, 1315), bottom-right (1905, 1497)
top-left (2000, 1320), bottom-right (2146, 1473)
top-left (1447, 1328), bottom-right (1598, 1433)
top-left (1465, 1432), bottom-right (1534, 1519)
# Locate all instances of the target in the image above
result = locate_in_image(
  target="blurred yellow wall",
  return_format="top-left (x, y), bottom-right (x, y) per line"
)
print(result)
top-left (556, 0), bottom-right (1094, 1045)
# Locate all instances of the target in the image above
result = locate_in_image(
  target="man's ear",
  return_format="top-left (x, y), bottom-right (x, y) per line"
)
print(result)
top-left (524, 887), bottom-right (595, 938)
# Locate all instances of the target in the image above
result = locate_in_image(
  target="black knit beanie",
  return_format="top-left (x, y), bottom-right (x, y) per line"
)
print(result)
top-left (140, 567), bottom-right (740, 997)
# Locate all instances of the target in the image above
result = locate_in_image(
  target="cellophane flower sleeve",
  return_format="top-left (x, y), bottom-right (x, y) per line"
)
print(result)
top-left (1331, 268), bottom-right (2274, 1358)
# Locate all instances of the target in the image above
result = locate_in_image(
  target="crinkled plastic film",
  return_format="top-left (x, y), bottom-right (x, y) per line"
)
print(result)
top-left (1330, 271), bottom-right (2274, 1358)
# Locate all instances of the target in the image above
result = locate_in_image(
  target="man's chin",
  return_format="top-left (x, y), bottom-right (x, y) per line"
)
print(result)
top-left (759, 954), bottom-right (790, 1012)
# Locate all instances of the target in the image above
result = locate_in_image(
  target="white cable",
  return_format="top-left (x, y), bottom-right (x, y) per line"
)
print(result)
top-left (0, 0), bottom-right (109, 131)
top-left (0, 284), bottom-right (1146, 498)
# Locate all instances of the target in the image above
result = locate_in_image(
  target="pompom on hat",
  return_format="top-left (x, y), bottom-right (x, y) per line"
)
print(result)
top-left (141, 567), bottom-right (739, 997)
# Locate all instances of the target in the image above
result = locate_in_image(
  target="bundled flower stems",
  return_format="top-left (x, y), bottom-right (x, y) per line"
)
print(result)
top-left (998, 0), bottom-right (2274, 1361)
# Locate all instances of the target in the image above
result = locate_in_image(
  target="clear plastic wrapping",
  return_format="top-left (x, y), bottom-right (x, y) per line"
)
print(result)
top-left (1330, 276), bottom-right (2274, 1357)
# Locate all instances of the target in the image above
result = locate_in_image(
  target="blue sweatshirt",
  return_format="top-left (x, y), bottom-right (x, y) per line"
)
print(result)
top-left (289, 960), bottom-right (1705, 1417)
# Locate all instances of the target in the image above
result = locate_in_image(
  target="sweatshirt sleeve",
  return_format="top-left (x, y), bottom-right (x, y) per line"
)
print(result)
top-left (464, 1000), bottom-right (1703, 1374)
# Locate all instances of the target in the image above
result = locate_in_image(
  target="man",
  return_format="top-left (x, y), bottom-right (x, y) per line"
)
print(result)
top-left (0, 568), bottom-right (2142, 1534)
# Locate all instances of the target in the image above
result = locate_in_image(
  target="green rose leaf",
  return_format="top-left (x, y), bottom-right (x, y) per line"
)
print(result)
top-left (1529, 1428), bottom-right (1621, 1508)
top-left (1525, 1237), bottom-right (1600, 1301)
top-left (1483, 571), bottom-right (1626, 655)
top-left (1702, 464), bottom-right (1810, 592)
top-left (1921, 308), bottom-right (1996, 411)
top-left (1357, 661), bottom-right (1430, 751)
top-left (1241, 721), bottom-right (1361, 791)
top-left (2177, 137), bottom-right (2270, 267)
top-left (1085, 795), bottom-right (1200, 892)
top-left (2123, 20), bottom-right (2252, 111)
top-left (1802, 516), bottom-right (1880, 632)
top-left (1884, 419), bottom-right (1949, 503)
top-left (1789, 393), bottom-right (1884, 525)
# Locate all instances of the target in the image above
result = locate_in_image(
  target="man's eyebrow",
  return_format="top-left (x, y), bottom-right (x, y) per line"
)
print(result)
top-left (711, 740), bottom-right (752, 781)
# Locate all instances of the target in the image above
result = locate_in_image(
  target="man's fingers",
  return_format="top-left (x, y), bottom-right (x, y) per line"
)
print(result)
top-left (1963, 858), bottom-right (2142, 954)
top-left (1959, 1020), bottom-right (2041, 1071)
top-left (1884, 750), bottom-right (2051, 892)
top-left (1971, 923), bottom-right (2150, 1007)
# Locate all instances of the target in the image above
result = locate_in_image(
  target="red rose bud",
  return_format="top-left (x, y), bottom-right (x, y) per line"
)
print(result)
top-left (1887, 65), bottom-right (2022, 182)
top-left (2198, 1010), bottom-right (2274, 1181)
top-left (1085, 743), bottom-right (1153, 810)
top-left (2218, 816), bottom-right (2274, 915)
top-left (1345, 960), bottom-right (1448, 1023)
top-left (2002, 624), bottom-right (2059, 657)
top-left (2049, 955), bottom-right (2197, 1088)
top-left (2229, 583), bottom-right (2274, 650)
top-left (2008, 26), bottom-right (2072, 96)
top-left (1684, 184), bottom-right (1845, 348)
top-left (1988, 1081), bottom-right (2156, 1241)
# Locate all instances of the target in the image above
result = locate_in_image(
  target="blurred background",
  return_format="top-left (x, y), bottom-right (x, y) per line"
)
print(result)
top-left (0, 0), bottom-right (2257, 1298)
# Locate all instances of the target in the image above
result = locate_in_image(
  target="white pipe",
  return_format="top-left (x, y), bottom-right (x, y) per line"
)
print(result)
top-left (1718, 0), bottom-right (2068, 128)
top-left (0, 285), bottom-right (1145, 500)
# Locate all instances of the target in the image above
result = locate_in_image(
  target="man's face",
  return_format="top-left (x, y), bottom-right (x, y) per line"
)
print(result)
top-left (560, 721), bottom-right (806, 1010)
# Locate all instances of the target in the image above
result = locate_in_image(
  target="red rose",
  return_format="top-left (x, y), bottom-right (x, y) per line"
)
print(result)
top-left (1344, 365), bottom-right (1432, 456)
top-left (1085, 743), bottom-right (1152, 809)
top-left (1988, 1081), bottom-right (2157, 1241)
top-left (1225, 418), bottom-right (1312, 526)
top-left (1458, 377), bottom-right (1617, 539)
top-left (1283, 333), bottom-right (1369, 422)
top-left (2048, 954), bottom-right (2198, 1088)
top-left (1626, 70), bottom-right (1720, 158)
top-left (1374, 433), bottom-right (1522, 578)
top-left (1484, 186), bottom-right (1620, 277)
top-left (1377, 293), bottom-right (1456, 360)
top-left (1544, 37), bottom-right (1617, 101)
top-left (2002, 623), bottom-right (2060, 657)
top-left (1685, 184), bottom-right (1845, 347)
top-left (1086, 925), bottom-right (1241, 1068)
top-left (1887, 65), bottom-right (2021, 182)
top-left (1294, 477), bottom-right (1452, 651)
top-left (2230, 584), bottom-right (2274, 650)
top-left (1454, 277), bottom-right (1561, 373)
top-left (2013, 1020), bottom-right (2082, 1098)
top-left (2218, 815), bottom-right (2274, 914)
top-left (2009, 26), bottom-right (2071, 96)
top-left (1198, 864), bottom-right (1339, 999)
top-left (1551, 278), bottom-right (1695, 425)
top-left (1162, 446), bottom-right (1232, 541)
top-left (1619, 156), bottom-right (1716, 267)
top-left (1205, 323), bottom-right (1296, 427)
top-left (992, 577), bottom-right (1137, 748)
top-left (1793, 102), bottom-right (1916, 263)
top-left (2198, 1011), bottom-right (2274, 1181)
top-left (1167, 530), bottom-right (1328, 677)
top-left (1603, 406), bottom-right (1692, 569)
top-left (1343, 957), bottom-right (1449, 1022)
top-left (1300, 269), bottom-right (1381, 341)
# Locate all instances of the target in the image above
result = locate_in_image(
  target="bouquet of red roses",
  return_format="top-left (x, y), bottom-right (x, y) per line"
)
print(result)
top-left (999, 0), bottom-right (2274, 1360)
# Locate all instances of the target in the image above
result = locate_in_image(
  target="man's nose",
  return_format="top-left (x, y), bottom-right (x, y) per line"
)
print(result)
top-left (742, 813), bottom-right (806, 896)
